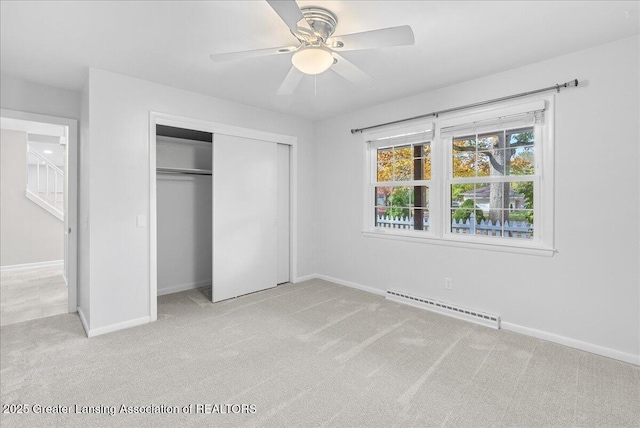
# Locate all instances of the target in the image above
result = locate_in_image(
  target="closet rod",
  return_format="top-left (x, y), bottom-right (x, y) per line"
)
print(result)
top-left (350, 79), bottom-right (579, 134)
top-left (157, 167), bottom-right (212, 176)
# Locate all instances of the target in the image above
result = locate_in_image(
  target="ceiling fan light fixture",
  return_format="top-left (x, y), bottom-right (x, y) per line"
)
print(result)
top-left (291, 46), bottom-right (333, 75)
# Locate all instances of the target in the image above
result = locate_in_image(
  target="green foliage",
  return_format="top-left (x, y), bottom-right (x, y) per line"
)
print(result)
top-left (507, 211), bottom-right (529, 222)
top-left (387, 187), bottom-right (412, 218)
top-left (451, 183), bottom-right (473, 202)
top-left (509, 130), bottom-right (534, 144)
top-left (513, 180), bottom-right (534, 224)
top-left (452, 199), bottom-right (485, 223)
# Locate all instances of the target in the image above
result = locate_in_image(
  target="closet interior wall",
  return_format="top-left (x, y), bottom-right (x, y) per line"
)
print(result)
top-left (156, 125), bottom-right (212, 296)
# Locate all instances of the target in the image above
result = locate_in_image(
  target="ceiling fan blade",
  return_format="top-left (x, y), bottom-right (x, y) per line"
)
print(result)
top-left (266, 0), bottom-right (313, 34)
top-left (331, 53), bottom-right (377, 89)
top-left (329, 25), bottom-right (415, 51)
top-left (276, 66), bottom-right (304, 95)
top-left (210, 45), bottom-right (297, 62)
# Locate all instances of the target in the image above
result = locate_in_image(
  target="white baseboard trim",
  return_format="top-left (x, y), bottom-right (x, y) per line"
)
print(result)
top-left (77, 307), bottom-right (89, 338)
top-left (315, 274), bottom-right (386, 297)
top-left (1, 260), bottom-right (64, 271)
top-left (293, 273), bottom-right (319, 283)
top-left (157, 280), bottom-right (210, 296)
top-left (501, 322), bottom-right (639, 366)
top-left (85, 315), bottom-right (151, 338)
top-left (316, 273), bottom-right (639, 366)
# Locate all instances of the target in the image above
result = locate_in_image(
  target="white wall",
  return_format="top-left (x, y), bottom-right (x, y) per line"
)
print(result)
top-left (0, 129), bottom-right (63, 266)
top-left (314, 36), bottom-right (640, 363)
top-left (0, 74), bottom-right (80, 119)
top-left (83, 69), bottom-right (316, 332)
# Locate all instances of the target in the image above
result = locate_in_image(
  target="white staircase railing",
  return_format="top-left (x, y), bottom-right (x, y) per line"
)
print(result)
top-left (26, 146), bottom-right (63, 221)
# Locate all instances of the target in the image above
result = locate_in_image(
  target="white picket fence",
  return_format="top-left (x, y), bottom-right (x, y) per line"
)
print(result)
top-left (376, 215), bottom-right (429, 229)
top-left (376, 213), bottom-right (533, 238)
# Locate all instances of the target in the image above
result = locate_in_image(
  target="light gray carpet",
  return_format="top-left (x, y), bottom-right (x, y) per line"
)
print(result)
top-left (1, 264), bottom-right (68, 326)
top-left (1, 279), bottom-right (638, 427)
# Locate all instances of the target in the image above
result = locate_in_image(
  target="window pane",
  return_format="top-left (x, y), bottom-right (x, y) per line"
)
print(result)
top-left (413, 185), bottom-right (429, 210)
top-left (453, 136), bottom-right (475, 149)
top-left (511, 180), bottom-right (534, 214)
top-left (451, 209), bottom-right (472, 233)
top-left (453, 137), bottom-right (475, 178)
top-left (376, 148), bottom-right (392, 182)
top-left (508, 128), bottom-right (534, 147)
top-left (506, 209), bottom-right (534, 239)
top-left (413, 143), bottom-right (432, 180)
top-left (451, 184), bottom-right (472, 208)
top-left (411, 208), bottom-right (429, 231)
top-left (423, 160), bottom-right (431, 180)
top-left (393, 145), bottom-right (413, 181)
top-left (477, 209), bottom-right (504, 237)
top-left (413, 156), bottom-right (425, 180)
top-left (476, 151), bottom-right (492, 177)
top-left (483, 181), bottom-right (507, 224)
top-left (387, 186), bottom-right (412, 218)
top-left (375, 186), bottom-right (429, 232)
top-left (477, 133), bottom-right (501, 150)
top-left (449, 181), bottom-right (534, 239)
top-left (479, 132), bottom-right (510, 180)
top-left (375, 186), bottom-right (392, 217)
top-left (451, 184), bottom-right (486, 227)
top-left (375, 209), bottom-right (391, 228)
top-left (510, 147), bottom-right (534, 175)
top-left (453, 151), bottom-right (476, 178)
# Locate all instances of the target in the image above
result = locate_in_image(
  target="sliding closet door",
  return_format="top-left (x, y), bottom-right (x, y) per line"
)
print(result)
top-left (212, 134), bottom-right (277, 302)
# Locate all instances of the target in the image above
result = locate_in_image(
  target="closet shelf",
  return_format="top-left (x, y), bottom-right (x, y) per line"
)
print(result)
top-left (157, 167), bottom-right (212, 176)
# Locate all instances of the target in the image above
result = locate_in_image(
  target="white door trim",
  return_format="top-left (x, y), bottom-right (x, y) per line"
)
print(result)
top-left (0, 108), bottom-right (78, 313)
top-left (149, 111), bottom-right (298, 321)
top-left (277, 143), bottom-right (291, 284)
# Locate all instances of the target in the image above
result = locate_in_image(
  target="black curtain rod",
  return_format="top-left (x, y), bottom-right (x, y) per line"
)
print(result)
top-left (350, 79), bottom-right (579, 134)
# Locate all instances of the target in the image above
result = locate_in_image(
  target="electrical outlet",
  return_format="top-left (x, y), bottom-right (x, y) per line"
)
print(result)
top-left (444, 277), bottom-right (453, 290)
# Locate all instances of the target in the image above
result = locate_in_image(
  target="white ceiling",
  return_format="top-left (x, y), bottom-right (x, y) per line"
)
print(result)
top-left (1, 1), bottom-right (638, 120)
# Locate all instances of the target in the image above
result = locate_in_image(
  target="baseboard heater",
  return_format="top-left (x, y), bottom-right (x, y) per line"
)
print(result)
top-left (386, 289), bottom-right (501, 329)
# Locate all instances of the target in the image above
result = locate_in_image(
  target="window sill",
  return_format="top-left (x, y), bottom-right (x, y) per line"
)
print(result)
top-left (362, 229), bottom-right (555, 257)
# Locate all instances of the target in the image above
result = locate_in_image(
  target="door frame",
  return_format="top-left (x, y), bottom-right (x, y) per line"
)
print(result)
top-left (0, 108), bottom-right (78, 313)
top-left (149, 112), bottom-right (298, 322)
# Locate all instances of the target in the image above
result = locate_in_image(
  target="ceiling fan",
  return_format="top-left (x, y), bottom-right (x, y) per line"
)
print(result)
top-left (209, 0), bottom-right (415, 95)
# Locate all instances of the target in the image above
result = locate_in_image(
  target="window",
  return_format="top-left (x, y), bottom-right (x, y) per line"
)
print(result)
top-left (444, 112), bottom-right (539, 241)
top-left (370, 129), bottom-right (433, 233)
top-left (363, 98), bottom-right (554, 255)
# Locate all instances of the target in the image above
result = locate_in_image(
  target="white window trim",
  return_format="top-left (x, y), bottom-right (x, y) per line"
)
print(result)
top-left (362, 95), bottom-right (555, 257)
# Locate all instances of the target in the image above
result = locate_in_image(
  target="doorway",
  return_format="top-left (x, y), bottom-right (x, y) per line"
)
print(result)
top-left (0, 110), bottom-right (78, 325)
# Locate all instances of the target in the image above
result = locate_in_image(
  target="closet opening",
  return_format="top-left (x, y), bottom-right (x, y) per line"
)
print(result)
top-left (150, 112), bottom-right (296, 321)
top-left (155, 125), bottom-right (213, 297)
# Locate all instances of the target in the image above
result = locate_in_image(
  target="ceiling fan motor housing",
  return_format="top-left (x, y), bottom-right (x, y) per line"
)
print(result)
top-left (299, 6), bottom-right (338, 43)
